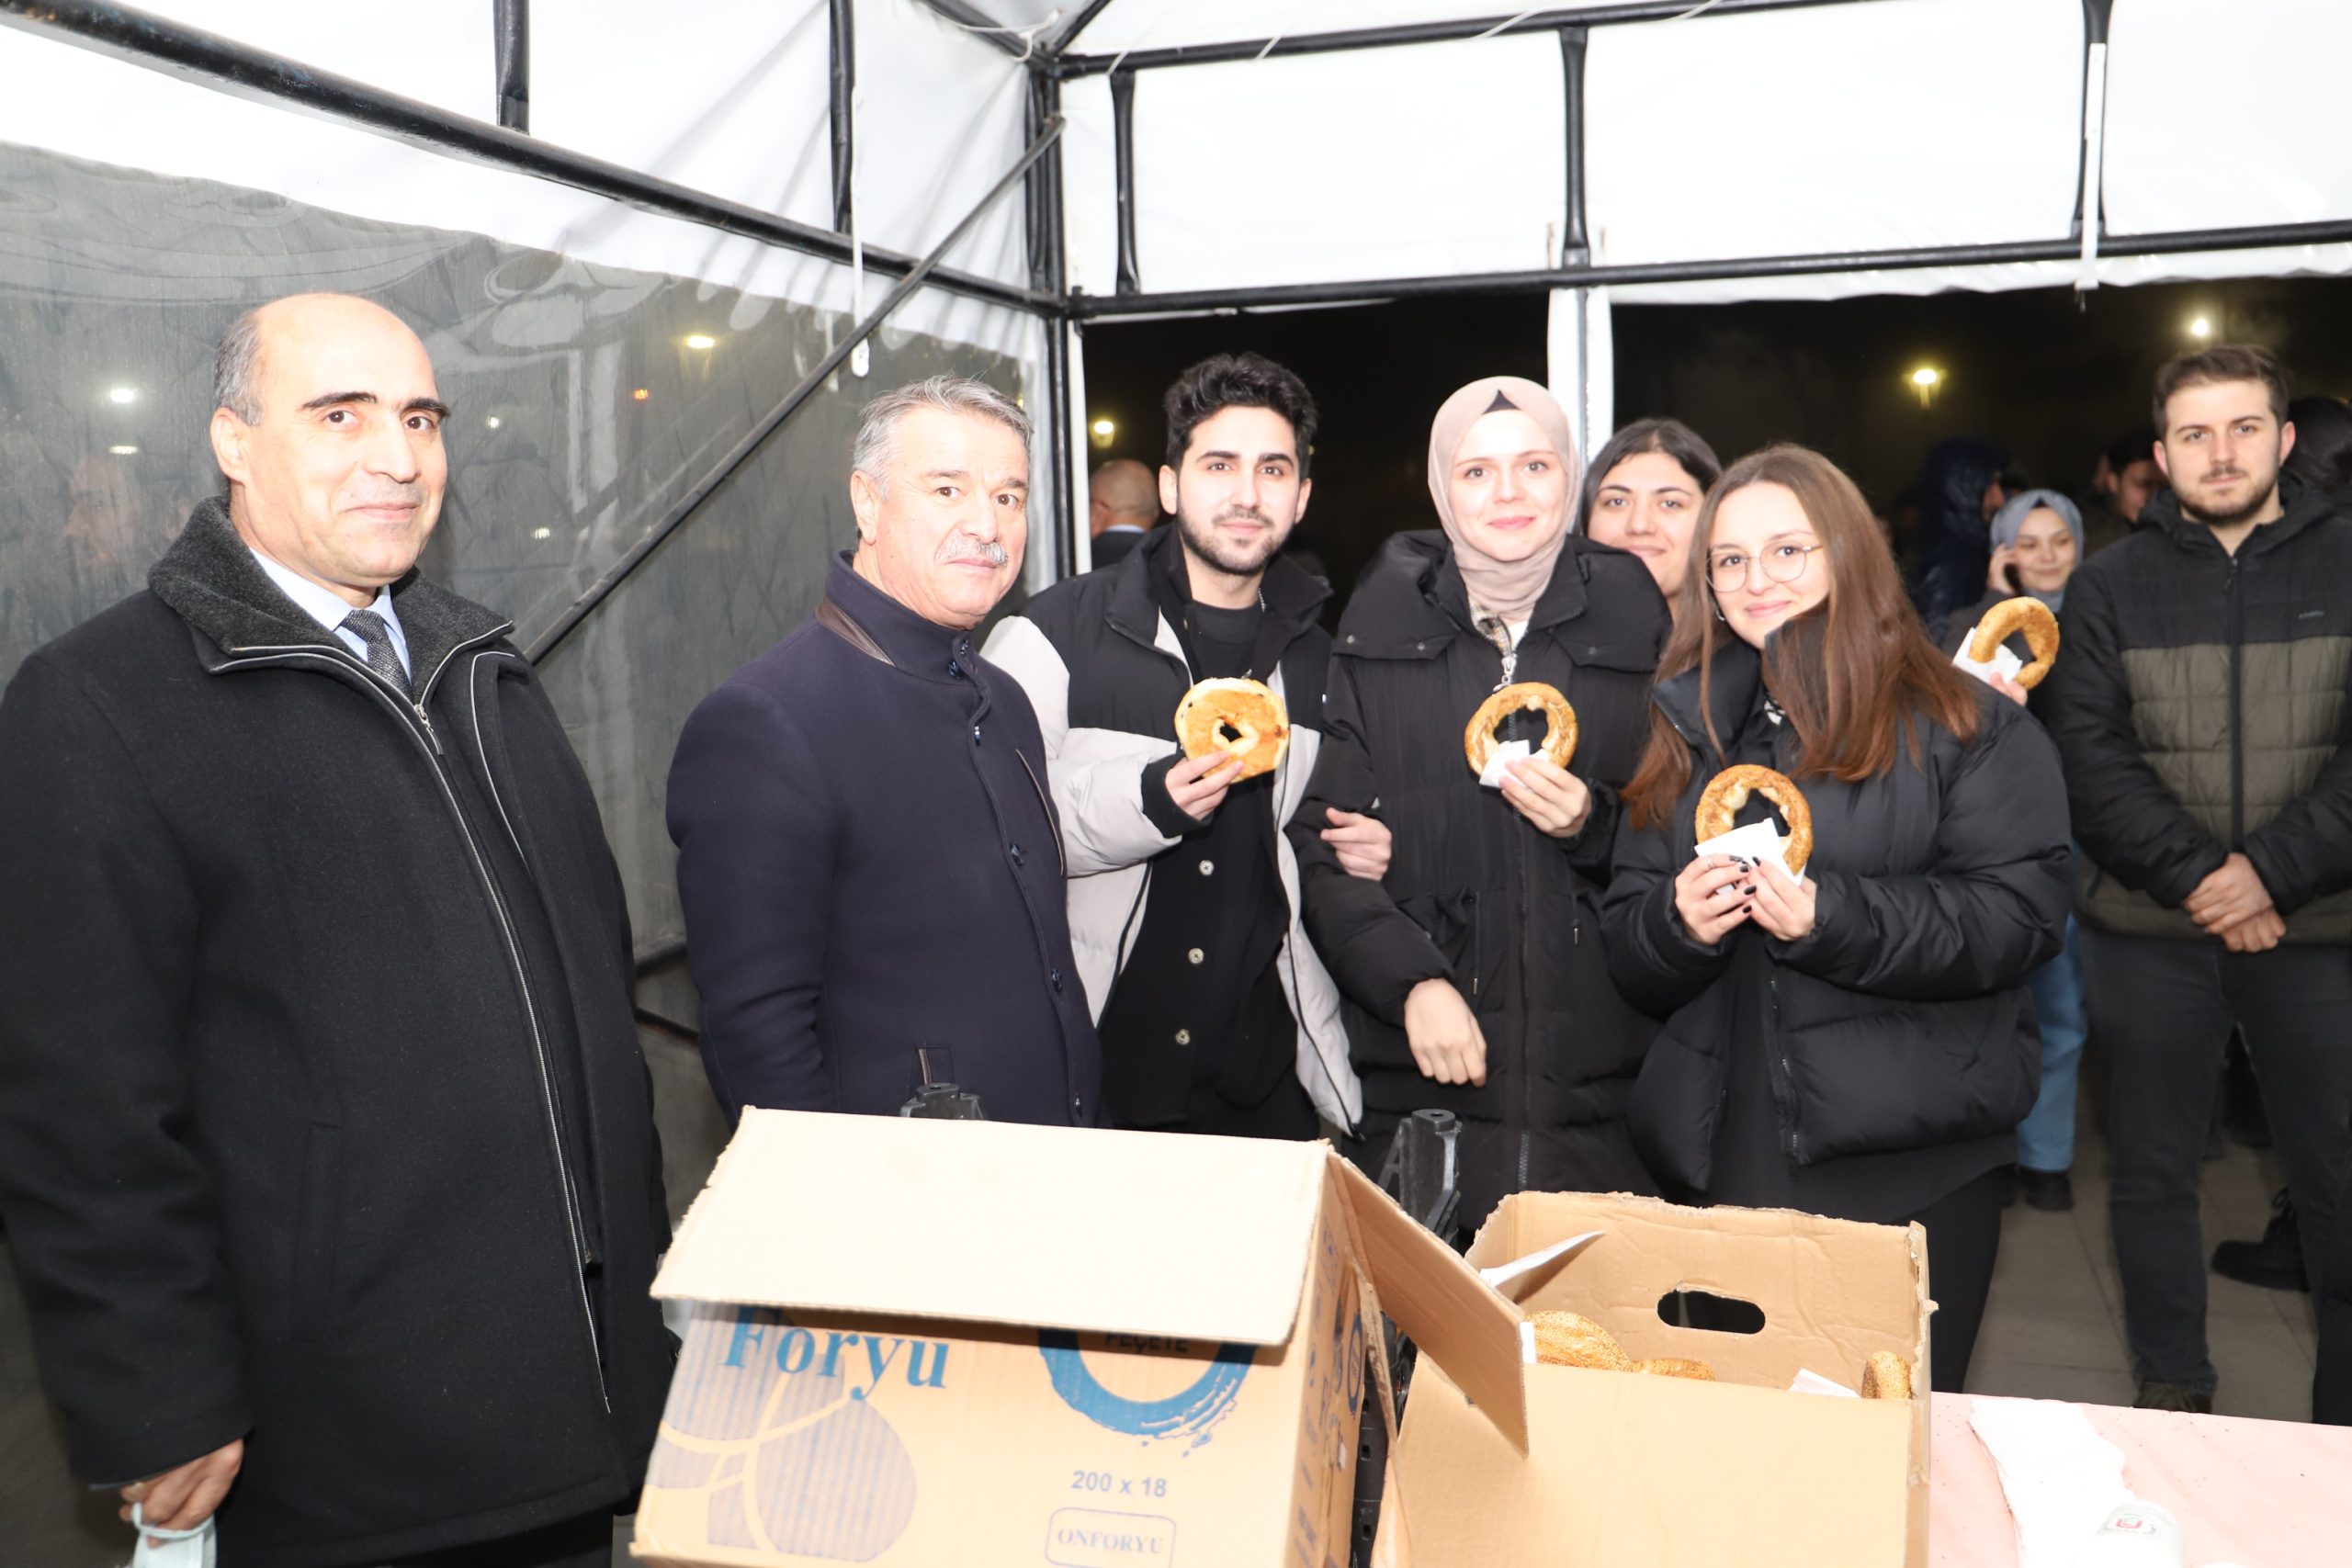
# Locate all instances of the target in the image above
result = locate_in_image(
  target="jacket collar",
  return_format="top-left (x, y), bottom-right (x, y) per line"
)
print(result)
top-left (150, 498), bottom-right (513, 688)
top-left (826, 551), bottom-right (978, 684)
top-left (1652, 635), bottom-right (1766, 759)
top-left (2140, 470), bottom-right (2336, 558)
top-left (1107, 522), bottom-right (1332, 653)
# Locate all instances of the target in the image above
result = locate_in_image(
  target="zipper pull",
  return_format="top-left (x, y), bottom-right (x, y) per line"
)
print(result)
top-left (413, 701), bottom-right (444, 755)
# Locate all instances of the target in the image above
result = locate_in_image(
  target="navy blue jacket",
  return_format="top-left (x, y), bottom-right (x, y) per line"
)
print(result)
top-left (668, 554), bottom-right (1101, 1127)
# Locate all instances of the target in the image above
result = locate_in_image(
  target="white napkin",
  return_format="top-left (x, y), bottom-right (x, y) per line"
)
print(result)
top-left (1480, 1231), bottom-right (1603, 1295)
top-left (1477, 739), bottom-right (1532, 791)
top-left (1967, 1398), bottom-right (2138, 1568)
top-left (1696, 819), bottom-right (1807, 886)
top-left (126, 1506), bottom-right (215, 1568)
top-left (1953, 631), bottom-right (2026, 686)
top-left (1790, 1367), bottom-right (1861, 1398)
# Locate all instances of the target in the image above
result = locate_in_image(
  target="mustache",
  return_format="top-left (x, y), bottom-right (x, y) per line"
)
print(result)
top-left (935, 536), bottom-right (1009, 569)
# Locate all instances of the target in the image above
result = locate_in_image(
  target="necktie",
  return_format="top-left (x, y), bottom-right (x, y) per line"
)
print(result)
top-left (340, 607), bottom-right (410, 694)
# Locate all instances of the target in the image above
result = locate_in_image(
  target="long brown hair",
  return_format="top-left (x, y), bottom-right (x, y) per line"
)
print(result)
top-left (1624, 445), bottom-right (1982, 828)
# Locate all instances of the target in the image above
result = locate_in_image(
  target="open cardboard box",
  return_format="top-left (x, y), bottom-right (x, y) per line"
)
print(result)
top-left (1384, 1190), bottom-right (1933, 1568)
top-left (630, 1109), bottom-right (1524, 1568)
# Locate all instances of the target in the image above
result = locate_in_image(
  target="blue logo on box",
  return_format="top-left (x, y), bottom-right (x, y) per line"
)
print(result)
top-left (1037, 1331), bottom-right (1253, 1447)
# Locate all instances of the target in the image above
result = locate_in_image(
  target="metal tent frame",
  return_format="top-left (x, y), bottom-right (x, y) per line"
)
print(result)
top-left (6, 0), bottom-right (2350, 665)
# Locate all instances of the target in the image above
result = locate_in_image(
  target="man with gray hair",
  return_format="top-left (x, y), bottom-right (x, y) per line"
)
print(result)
top-left (668, 376), bottom-right (1101, 1125)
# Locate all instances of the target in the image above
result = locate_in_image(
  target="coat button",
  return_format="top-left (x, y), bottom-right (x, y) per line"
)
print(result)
top-left (947, 660), bottom-right (965, 678)
top-left (1010, 843), bottom-right (1024, 866)
top-left (1187, 947), bottom-right (1204, 964)
top-left (1049, 968), bottom-right (1064, 992)
top-left (1198, 859), bottom-right (1215, 876)
top-left (1174, 1029), bottom-right (1192, 1045)
top-left (1345, 634), bottom-right (1356, 644)
top-left (972, 725), bottom-right (982, 744)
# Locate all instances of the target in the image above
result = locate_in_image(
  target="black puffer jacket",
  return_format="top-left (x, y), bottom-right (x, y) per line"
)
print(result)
top-left (1289, 532), bottom-right (1669, 1202)
top-left (1601, 637), bottom-right (2073, 1205)
top-left (2040, 476), bottom-right (2352, 943)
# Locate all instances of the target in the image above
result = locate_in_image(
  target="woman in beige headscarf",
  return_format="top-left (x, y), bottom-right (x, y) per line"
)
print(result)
top-left (1289, 377), bottom-right (1674, 1225)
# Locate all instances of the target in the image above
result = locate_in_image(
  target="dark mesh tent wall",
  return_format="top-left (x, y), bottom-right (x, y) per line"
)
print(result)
top-left (0, 141), bottom-right (1041, 1234)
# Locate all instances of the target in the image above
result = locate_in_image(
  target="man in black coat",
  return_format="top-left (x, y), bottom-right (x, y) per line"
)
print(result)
top-left (668, 378), bottom-right (1100, 1127)
top-left (985, 355), bottom-right (1367, 1139)
top-left (0, 294), bottom-right (673, 1566)
top-left (2042, 344), bottom-right (2352, 1417)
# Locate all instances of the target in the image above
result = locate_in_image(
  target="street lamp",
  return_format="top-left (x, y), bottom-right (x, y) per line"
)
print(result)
top-left (1090, 417), bottom-right (1116, 450)
top-left (1910, 367), bottom-right (1941, 410)
top-left (2188, 315), bottom-right (2211, 339)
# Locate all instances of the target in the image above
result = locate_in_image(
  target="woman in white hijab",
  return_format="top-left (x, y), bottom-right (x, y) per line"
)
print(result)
top-left (1289, 378), bottom-right (1675, 1226)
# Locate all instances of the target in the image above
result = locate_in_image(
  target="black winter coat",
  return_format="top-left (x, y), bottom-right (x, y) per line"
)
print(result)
top-left (2040, 477), bottom-right (2352, 943)
top-left (1289, 532), bottom-right (1670, 1214)
top-left (668, 554), bottom-right (1102, 1127)
top-left (0, 504), bottom-right (673, 1567)
top-left (1601, 637), bottom-right (2074, 1214)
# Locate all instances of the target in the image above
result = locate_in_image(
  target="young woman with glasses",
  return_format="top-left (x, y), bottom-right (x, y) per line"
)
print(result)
top-left (1600, 446), bottom-right (2073, 1390)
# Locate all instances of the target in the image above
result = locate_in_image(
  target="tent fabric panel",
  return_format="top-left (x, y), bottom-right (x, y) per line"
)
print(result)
top-left (1059, 73), bottom-right (1122, 298)
top-left (1120, 37), bottom-right (1566, 294)
top-left (0, 25), bottom-right (1028, 356)
top-left (531, 0), bottom-right (835, 237)
top-left (850, 0), bottom-right (1036, 288)
top-left (132, 0), bottom-right (493, 120)
top-left (2101, 0), bottom-right (2352, 238)
top-left (1584, 0), bottom-right (2084, 268)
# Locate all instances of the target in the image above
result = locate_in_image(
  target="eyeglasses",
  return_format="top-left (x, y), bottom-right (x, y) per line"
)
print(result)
top-left (1707, 541), bottom-right (1826, 594)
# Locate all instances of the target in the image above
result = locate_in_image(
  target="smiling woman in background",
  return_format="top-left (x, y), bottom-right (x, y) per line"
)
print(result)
top-left (1291, 377), bottom-right (1670, 1229)
top-left (1601, 445), bottom-right (2072, 1390)
top-left (1579, 417), bottom-right (1721, 602)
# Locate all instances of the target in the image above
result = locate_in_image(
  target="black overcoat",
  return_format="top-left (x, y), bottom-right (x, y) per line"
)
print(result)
top-left (1288, 531), bottom-right (1670, 1220)
top-left (0, 502), bottom-right (673, 1566)
top-left (667, 554), bottom-right (1101, 1128)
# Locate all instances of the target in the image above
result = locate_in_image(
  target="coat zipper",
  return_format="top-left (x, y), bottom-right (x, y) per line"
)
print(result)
top-left (211, 632), bottom-right (609, 1405)
top-left (2226, 554), bottom-right (2245, 845)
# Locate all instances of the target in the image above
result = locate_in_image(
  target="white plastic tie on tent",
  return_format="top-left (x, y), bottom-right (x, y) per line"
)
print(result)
top-left (1475, 12), bottom-right (1547, 41)
top-left (2077, 40), bottom-right (2110, 295)
top-left (935, 6), bottom-right (1064, 63)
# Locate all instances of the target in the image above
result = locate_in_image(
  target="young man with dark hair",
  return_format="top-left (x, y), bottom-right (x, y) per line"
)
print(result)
top-left (986, 353), bottom-right (1374, 1139)
top-left (2085, 424), bottom-right (2165, 555)
top-left (2043, 344), bottom-right (2352, 1417)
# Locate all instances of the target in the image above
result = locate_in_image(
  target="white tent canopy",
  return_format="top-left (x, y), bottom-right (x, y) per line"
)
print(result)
top-left (4, 0), bottom-right (2348, 568)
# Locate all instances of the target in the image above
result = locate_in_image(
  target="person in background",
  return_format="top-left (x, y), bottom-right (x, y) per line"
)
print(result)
top-left (1944, 489), bottom-right (2091, 1213)
top-left (0, 294), bottom-right (673, 1567)
top-left (1604, 445), bottom-right (2071, 1393)
top-left (985, 354), bottom-right (1361, 1139)
top-left (1291, 377), bottom-right (1669, 1229)
top-left (668, 377), bottom-right (1101, 1128)
top-left (1910, 436), bottom-right (2011, 645)
top-left (2084, 426), bottom-right (2164, 556)
top-left (1088, 457), bottom-right (1158, 569)
top-left (2285, 394), bottom-right (2352, 512)
top-left (1579, 417), bottom-right (1722, 604)
top-left (2041, 345), bottom-right (2352, 1416)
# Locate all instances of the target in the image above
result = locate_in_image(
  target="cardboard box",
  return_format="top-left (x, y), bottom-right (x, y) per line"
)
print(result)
top-left (1385, 1190), bottom-right (1933, 1568)
top-left (632, 1109), bottom-right (1520, 1568)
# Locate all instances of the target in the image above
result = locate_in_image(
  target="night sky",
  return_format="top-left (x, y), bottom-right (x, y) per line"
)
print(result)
top-left (1079, 275), bottom-right (2352, 603)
